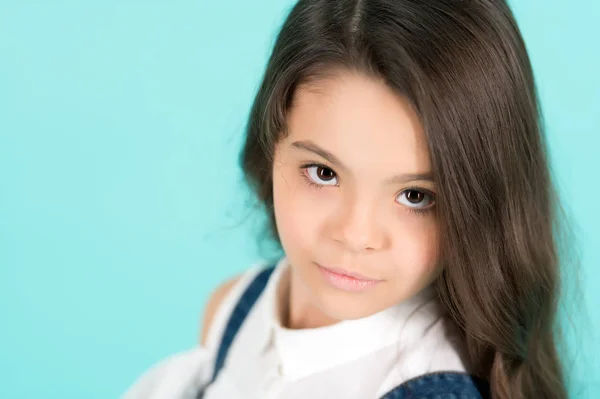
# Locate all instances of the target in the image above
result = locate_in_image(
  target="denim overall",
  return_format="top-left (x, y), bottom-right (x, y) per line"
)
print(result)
top-left (198, 266), bottom-right (491, 399)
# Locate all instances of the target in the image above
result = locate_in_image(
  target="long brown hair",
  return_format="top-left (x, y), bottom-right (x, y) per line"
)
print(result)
top-left (240, 0), bottom-right (571, 397)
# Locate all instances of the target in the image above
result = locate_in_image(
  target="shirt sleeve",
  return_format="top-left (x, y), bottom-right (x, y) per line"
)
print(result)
top-left (121, 347), bottom-right (214, 399)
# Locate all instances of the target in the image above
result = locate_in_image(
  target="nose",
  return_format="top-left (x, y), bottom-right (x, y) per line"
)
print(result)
top-left (330, 196), bottom-right (387, 253)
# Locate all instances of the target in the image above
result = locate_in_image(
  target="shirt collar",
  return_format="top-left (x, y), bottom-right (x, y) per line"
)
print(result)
top-left (257, 258), bottom-right (442, 381)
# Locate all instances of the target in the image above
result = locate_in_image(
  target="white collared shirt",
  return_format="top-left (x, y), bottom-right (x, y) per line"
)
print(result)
top-left (123, 258), bottom-right (469, 399)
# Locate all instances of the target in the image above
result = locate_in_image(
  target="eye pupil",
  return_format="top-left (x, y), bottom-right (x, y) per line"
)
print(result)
top-left (406, 190), bottom-right (424, 204)
top-left (318, 167), bottom-right (335, 181)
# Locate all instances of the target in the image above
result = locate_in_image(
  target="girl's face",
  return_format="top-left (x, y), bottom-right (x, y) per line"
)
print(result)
top-left (272, 70), bottom-right (441, 321)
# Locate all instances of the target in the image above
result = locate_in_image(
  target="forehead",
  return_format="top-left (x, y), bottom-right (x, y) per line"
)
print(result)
top-left (284, 71), bottom-right (432, 176)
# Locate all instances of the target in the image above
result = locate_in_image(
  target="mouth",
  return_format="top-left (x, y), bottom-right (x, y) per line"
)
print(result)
top-left (315, 263), bottom-right (382, 293)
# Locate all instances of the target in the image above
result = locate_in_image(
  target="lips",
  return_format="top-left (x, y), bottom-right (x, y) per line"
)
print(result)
top-left (315, 263), bottom-right (382, 292)
top-left (318, 265), bottom-right (379, 281)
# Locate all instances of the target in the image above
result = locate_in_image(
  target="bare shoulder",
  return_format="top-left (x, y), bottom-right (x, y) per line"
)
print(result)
top-left (199, 275), bottom-right (242, 346)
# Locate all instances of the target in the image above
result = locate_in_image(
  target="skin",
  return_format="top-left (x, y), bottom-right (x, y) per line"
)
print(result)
top-left (201, 69), bottom-right (443, 342)
top-left (272, 70), bottom-right (442, 329)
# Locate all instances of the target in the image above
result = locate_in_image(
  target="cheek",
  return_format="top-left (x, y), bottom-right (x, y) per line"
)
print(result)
top-left (272, 167), bottom-right (329, 255)
top-left (389, 215), bottom-right (440, 280)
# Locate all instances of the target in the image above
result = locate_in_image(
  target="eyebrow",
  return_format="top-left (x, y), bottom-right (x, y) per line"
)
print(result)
top-left (291, 140), bottom-right (435, 184)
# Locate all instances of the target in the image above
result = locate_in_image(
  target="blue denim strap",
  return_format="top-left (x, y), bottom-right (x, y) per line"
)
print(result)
top-left (209, 265), bottom-right (276, 384)
top-left (379, 372), bottom-right (490, 399)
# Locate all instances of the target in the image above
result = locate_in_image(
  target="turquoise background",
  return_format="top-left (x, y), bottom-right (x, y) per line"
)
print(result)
top-left (0, 1), bottom-right (598, 398)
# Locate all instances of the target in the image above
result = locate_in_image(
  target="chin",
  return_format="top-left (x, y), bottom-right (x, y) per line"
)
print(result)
top-left (294, 260), bottom-right (386, 321)
top-left (311, 283), bottom-right (385, 321)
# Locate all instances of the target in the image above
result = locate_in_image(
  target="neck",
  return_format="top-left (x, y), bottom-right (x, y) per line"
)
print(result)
top-left (278, 265), bottom-right (340, 329)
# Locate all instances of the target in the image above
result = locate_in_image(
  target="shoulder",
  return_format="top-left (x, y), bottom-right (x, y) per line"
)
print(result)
top-left (123, 348), bottom-right (210, 399)
top-left (198, 263), bottom-right (269, 349)
top-left (199, 275), bottom-right (241, 346)
top-left (378, 313), bottom-right (472, 396)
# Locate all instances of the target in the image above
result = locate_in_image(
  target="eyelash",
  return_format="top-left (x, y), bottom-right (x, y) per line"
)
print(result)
top-left (298, 163), bottom-right (435, 217)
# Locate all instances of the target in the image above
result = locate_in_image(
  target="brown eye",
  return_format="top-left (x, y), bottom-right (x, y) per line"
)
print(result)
top-left (406, 190), bottom-right (424, 204)
top-left (317, 167), bottom-right (335, 181)
top-left (396, 189), bottom-right (435, 209)
top-left (307, 165), bottom-right (338, 185)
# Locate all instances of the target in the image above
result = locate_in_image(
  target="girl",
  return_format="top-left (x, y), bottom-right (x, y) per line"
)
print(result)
top-left (125, 0), bottom-right (569, 397)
